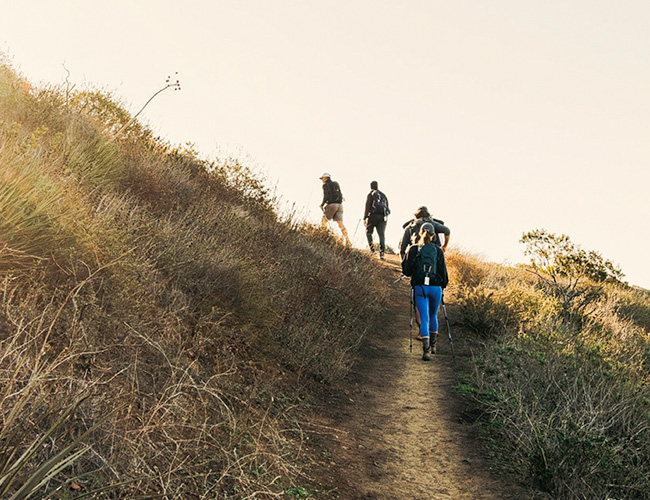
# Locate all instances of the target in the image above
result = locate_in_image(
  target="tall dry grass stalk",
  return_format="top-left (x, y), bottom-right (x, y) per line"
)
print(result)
top-left (0, 58), bottom-right (391, 497)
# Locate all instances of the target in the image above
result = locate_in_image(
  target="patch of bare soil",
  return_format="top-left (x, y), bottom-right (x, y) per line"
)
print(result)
top-left (303, 254), bottom-right (528, 500)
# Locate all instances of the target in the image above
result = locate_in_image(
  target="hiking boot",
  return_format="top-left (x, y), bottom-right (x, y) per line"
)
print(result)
top-left (431, 343), bottom-right (437, 354)
top-left (431, 333), bottom-right (439, 354)
top-left (422, 337), bottom-right (431, 361)
top-left (379, 251), bottom-right (385, 261)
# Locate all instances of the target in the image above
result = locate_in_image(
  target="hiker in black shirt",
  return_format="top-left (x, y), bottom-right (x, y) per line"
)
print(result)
top-left (363, 181), bottom-right (390, 260)
top-left (319, 173), bottom-right (350, 246)
top-left (399, 206), bottom-right (450, 259)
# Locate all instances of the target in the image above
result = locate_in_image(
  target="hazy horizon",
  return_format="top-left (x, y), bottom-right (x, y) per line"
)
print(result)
top-left (2, 1), bottom-right (648, 288)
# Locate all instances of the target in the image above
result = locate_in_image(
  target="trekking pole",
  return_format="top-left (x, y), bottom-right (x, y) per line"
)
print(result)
top-left (393, 274), bottom-right (407, 284)
top-left (409, 288), bottom-right (414, 353)
top-left (441, 294), bottom-right (455, 359)
top-left (353, 218), bottom-right (362, 243)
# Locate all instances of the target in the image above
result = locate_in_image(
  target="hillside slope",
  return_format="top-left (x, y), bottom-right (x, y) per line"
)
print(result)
top-left (2, 57), bottom-right (650, 500)
top-left (0, 60), bottom-right (392, 498)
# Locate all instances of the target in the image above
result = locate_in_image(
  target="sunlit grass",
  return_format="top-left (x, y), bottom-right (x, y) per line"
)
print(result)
top-left (451, 251), bottom-right (650, 499)
top-left (0, 57), bottom-right (390, 497)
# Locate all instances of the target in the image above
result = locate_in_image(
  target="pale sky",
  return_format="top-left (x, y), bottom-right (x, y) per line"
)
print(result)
top-left (2, 1), bottom-right (649, 288)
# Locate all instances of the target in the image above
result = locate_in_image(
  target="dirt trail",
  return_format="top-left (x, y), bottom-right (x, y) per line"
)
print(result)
top-left (307, 254), bottom-right (526, 500)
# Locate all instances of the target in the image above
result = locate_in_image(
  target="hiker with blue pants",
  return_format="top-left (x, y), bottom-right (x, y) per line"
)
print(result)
top-left (401, 223), bottom-right (449, 361)
top-left (399, 205), bottom-right (450, 339)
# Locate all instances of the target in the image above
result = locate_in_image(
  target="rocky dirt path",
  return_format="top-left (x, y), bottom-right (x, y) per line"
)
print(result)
top-left (305, 254), bottom-right (527, 499)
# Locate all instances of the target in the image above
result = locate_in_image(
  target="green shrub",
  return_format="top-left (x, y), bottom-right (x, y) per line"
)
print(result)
top-left (451, 248), bottom-right (650, 499)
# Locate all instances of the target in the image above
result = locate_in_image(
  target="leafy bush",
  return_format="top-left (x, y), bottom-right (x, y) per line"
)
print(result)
top-left (521, 230), bottom-right (623, 307)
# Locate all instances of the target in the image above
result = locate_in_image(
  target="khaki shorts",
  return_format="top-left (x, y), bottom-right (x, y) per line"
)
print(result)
top-left (323, 203), bottom-right (344, 222)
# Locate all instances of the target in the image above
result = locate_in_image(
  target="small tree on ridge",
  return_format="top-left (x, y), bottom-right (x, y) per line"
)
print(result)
top-left (520, 229), bottom-right (624, 304)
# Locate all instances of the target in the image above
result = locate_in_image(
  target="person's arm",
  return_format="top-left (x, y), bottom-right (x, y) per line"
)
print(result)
top-left (441, 233), bottom-right (450, 252)
top-left (434, 223), bottom-right (451, 252)
top-left (320, 184), bottom-right (327, 209)
top-left (437, 247), bottom-right (449, 288)
top-left (399, 227), bottom-right (412, 258)
top-left (364, 193), bottom-right (373, 219)
top-left (402, 246), bottom-right (417, 276)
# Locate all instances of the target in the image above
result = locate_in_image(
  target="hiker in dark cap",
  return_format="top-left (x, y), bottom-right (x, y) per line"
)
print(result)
top-left (363, 181), bottom-right (390, 260)
top-left (399, 206), bottom-right (450, 259)
top-left (402, 222), bottom-right (449, 360)
top-left (319, 173), bottom-right (350, 246)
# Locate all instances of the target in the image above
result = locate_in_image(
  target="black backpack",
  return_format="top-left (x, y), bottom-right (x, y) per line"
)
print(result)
top-left (371, 190), bottom-right (389, 216)
top-left (413, 244), bottom-right (438, 286)
top-left (324, 180), bottom-right (343, 204)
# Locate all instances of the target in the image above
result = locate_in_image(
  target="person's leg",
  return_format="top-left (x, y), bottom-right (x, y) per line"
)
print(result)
top-left (376, 218), bottom-right (387, 253)
top-left (366, 222), bottom-right (375, 251)
top-left (322, 204), bottom-right (336, 228)
top-left (414, 286), bottom-right (431, 361)
top-left (336, 220), bottom-right (350, 246)
top-left (428, 286), bottom-right (443, 353)
top-left (332, 205), bottom-right (350, 246)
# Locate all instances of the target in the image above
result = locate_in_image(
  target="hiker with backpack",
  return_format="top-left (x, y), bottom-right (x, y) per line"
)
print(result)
top-left (401, 222), bottom-right (449, 361)
top-left (399, 206), bottom-right (450, 259)
top-left (399, 206), bottom-right (450, 338)
top-left (363, 181), bottom-right (390, 260)
top-left (319, 173), bottom-right (351, 246)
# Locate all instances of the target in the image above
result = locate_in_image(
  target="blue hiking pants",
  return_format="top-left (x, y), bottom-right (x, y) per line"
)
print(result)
top-left (413, 285), bottom-right (442, 339)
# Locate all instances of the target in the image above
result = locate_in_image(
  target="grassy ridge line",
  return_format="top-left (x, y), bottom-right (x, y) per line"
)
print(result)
top-left (448, 251), bottom-right (650, 500)
top-left (0, 60), bottom-right (390, 498)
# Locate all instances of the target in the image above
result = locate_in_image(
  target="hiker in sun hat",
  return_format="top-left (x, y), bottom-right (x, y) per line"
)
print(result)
top-left (363, 180), bottom-right (390, 260)
top-left (319, 173), bottom-right (350, 246)
top-left (401, 222), bottom-right (449, 361)
top-left (399, 205), bottom-right (450, 259)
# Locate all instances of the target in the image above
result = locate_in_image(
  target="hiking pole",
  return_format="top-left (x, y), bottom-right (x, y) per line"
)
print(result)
top-left (441, 294), bottom-right (455, 359)
top-left (393, 274), bottom-right (407, 284)
top-left (353, 218), bottom-right (362, 243)
top-left (409, 288), bottom-right (414, 352)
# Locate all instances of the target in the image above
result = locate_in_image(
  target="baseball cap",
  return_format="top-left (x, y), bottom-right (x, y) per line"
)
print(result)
top-left (320, 173), bottom-right (331, 179)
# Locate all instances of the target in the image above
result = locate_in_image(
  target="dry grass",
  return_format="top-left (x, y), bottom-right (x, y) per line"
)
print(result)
top-left (0, 59), bottom-right (390, 498)
top-left (450, 252), bottom-right (650, 499)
